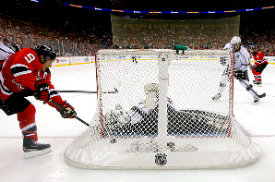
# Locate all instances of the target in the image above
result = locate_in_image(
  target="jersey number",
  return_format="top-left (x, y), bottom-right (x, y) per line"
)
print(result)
top-left (24, 53), bottom-right (36, 63)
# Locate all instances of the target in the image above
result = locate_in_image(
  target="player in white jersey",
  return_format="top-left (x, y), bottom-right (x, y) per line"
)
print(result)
top-left (0, 42), bottom-right (14, 62)
top-left (212, 36), bottom-right (266, 103)
top-left (0, 37), bottom-right (20, 62)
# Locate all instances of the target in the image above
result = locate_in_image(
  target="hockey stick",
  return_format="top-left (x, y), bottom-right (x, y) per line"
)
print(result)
top-left (48, 99), bottom-right (90, 126)
top-left (239, 79), bottom-right (266, 98)
top-left (57, 90), bottom-right (97, 94)
top-left (56, 88), bottom-right (118, 94)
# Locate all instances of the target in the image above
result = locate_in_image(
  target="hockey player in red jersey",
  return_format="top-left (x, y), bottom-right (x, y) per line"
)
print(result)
top-left (0, 45), bottom-right (76, 158)
top-left (250, 45), bottom-right (268, 86)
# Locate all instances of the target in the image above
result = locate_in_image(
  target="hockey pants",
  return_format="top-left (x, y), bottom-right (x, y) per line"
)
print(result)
top-left (252, 63), bottom-right (268, 82)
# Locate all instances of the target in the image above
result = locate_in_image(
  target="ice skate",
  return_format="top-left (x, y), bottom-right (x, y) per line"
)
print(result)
top-left (23, 137), bottom-right (52, 159)
top-left (211, 93), bottom-right (221, 101)
top-left (254, 81), bottom-right (262, 87)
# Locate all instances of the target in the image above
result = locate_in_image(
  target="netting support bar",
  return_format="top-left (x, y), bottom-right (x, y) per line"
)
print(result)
top-left (157, 53), bottom-right (170, 154)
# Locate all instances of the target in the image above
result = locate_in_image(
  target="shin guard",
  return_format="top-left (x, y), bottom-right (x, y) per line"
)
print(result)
top-left (18, 104), bottom-right (38, 141)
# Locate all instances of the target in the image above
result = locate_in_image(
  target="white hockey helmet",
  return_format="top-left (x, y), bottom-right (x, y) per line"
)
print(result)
top-left (230, 36), bottom-right (241, 45)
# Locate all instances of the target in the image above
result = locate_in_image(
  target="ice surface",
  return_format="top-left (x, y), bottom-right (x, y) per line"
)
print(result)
top-left (0, 63), bottom-right (275, 182)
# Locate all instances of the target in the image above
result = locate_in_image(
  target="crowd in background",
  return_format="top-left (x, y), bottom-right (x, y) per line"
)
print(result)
top-left (0, 19), bottom-right (112, 56)
top-left (0, 0), bottom-right (274, 56)
top-left (111, 16), bottom-right (241, 50)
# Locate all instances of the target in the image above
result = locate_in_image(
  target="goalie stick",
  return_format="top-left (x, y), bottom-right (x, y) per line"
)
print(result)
top-left (48, 99), bottom-right (90, 126)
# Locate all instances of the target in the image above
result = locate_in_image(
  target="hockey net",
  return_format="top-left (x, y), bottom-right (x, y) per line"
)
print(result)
top-left (64, 49), bottom-right (261, 169)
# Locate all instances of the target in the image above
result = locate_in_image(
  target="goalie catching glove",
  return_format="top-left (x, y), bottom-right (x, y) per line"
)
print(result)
top-left (58, 101), bottom-right (76, 118)
top-left (34, 79), bottom-right (50, 102)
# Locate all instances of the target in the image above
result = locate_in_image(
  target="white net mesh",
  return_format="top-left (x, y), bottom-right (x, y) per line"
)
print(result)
top-left (64, 49), bottom-right (261, 169)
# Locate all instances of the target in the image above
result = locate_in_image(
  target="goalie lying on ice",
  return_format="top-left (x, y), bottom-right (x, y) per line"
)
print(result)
top-left (104, 83), bottom-right (229, 136)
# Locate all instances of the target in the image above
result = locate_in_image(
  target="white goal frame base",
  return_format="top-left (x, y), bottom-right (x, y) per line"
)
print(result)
top-left (65, 137), bottom-right (261, 169)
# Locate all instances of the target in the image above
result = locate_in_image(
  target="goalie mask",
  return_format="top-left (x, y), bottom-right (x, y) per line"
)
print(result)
top-left (144, 83), bottom-right (159, 109)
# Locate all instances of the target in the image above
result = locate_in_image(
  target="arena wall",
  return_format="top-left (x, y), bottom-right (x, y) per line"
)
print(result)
top-left (265, 56), bottom-right (275, 64)
top-left (52, 55), bottom-right (275, 67)
top-left (52, 56), bottom-right (95, 67)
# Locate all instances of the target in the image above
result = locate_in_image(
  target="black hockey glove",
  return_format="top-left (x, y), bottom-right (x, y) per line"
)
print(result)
top-left (58, 101), bottom-right (77, 118)
top-left (234, 70), bottom-right (246, 80)
top-left (34, 80), bottom-right (50, 102)
top-left (234, 70), bottom-right (241, 80)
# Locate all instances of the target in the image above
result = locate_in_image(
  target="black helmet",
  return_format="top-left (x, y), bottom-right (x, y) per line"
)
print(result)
top-left (34, 45), bottom-right (56, 63)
